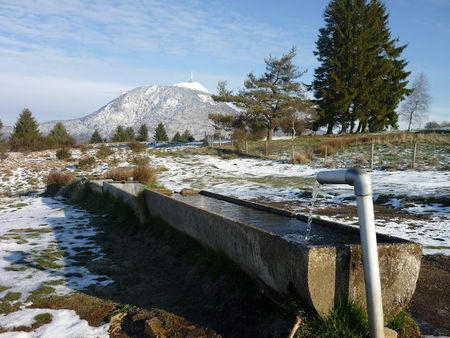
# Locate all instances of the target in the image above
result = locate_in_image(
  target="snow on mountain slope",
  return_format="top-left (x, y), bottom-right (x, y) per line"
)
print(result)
top-left (39, 82), bottom-right (235, 141)
top-left (175, 81), bottom-right (210, 93)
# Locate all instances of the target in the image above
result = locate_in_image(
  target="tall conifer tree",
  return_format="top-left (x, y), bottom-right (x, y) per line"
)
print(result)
top-left (311, 0), bottom-right (410, 133)
top-left (154, 123), bottom-right (168, 142)
top-left (10, 108), bottom-right (42, 150)
top-left (137, 124), bottom-right (149, 142)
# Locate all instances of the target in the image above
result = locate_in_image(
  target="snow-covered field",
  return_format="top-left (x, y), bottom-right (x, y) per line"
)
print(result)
top-left (0, 196), bottom-right (110, 337)
top-left (0, 144), bottom-right (449, 256)
top-left (150, 151), bottom-right (449, 255)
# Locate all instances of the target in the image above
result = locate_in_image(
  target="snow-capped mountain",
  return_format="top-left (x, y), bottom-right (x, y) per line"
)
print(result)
top-left (38, 82), bottom-right (236, 142)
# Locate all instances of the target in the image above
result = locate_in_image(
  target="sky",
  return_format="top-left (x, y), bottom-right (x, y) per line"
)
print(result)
top-left (0, 0), bottom-right (449, 128)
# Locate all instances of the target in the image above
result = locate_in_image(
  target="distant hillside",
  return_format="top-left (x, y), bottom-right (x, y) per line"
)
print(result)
top-left (38, 82), bottom-right (237, 142)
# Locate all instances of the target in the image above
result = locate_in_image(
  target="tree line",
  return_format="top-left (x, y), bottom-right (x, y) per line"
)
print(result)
top-left (0, 108), bottom-right (195, 152)
top-left (210, 0), bottom-right (431, 138)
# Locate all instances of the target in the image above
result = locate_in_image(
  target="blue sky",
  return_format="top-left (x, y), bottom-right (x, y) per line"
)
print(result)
top-left (0, 0), bottom-right (449, 127)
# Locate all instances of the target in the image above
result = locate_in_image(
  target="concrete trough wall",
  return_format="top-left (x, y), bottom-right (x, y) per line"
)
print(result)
top-left (89, 180), bottom-right (422, 319)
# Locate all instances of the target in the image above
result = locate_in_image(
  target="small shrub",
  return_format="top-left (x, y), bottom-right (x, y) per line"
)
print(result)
top-left (96, 145), bottom-right (114, 158)
top-left (55, 147), bottom-right (71, 160)
top-left (78, 156), bottom-right (96, 169)
top-left (292, 151), bottom-right (315, 164)
top-left (133, 165), bottom-right (158, 185)
top-left (132, 156), bottom-right (150, 165)
top-left (103, 167), bottom-right (134, 181)
top-left (387, 310), bottom-right (420, 338)
top-left (45, 171), bottom-right (75, 195)
top-left (103, 165), bottom-right (159, 185)
top-left (298, 301), bottom-right (369, 338)
top-left (128, 142), bottom-right (147, 153)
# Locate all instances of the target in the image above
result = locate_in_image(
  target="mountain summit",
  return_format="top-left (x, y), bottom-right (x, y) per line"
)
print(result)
top-left (39, 82), bottom-right (236, 142)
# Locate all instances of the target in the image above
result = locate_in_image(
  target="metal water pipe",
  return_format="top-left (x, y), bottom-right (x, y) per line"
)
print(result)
top-left (316, 168), bottom-right (384, 338)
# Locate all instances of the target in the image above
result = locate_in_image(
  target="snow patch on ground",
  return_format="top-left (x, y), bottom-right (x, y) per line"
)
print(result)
top-left (0, 196), bottom-right (111, 336)
top-left (0, 308), bottom-right (108, 337)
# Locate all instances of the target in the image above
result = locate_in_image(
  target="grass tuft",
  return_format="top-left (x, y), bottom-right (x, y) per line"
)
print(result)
top-left (387, 310), bottom-right (420, 338)
top-left (33, 312), bottom-right (53, 326)
top-left (296, 301), bottom-right (369, 338)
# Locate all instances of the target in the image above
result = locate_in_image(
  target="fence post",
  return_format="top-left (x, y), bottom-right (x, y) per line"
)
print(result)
top-left (412, 142), bottom-right (417, 169)
top-left (370, 142), bottom-right (374, 170)
top-left (245, 140), bottom-right (248, 154)
top-left (265, 141), bottom-right (268, 157)
top-left (324, 145), bottom-right (328, 162)
top-left (291, 143), bottom-right (295, 161)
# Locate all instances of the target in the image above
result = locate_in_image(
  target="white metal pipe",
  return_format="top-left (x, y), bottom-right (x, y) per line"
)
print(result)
top-left (316, 169), bottom-right (384, 338)
top-left (356, 194), bottom-right (385, 338)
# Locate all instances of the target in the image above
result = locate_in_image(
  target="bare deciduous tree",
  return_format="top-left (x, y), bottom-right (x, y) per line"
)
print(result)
top-left (400, 72), bottom-right (431, 131)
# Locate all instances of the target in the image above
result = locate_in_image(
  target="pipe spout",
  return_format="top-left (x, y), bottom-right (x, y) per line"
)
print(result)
top-left (316, 168), bottom-right (372, 196)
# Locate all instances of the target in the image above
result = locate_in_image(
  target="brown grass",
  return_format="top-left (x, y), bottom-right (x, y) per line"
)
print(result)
top-left (55, 147), bottom-right (71, 160)
top-left (96, 145), bottom-right (114, 158)
top-left (313, 144), bottom-right (337, 156)
top-left (132, 156), bottom-right (150, 165)
top-left (103, 167), bottom-right (134, 181)
top-left (45, 171), bottom-right (76, 195)
top-left (128, 142), bottom-right (147, 153)
top-left (103, 165), bottom-right (159, 185)
top-left (78, 156), bottom-right (96, 169)
top-left (133, 165), bottom-right (158, 185)
top-left (292, 151), bottom-right (315, 164)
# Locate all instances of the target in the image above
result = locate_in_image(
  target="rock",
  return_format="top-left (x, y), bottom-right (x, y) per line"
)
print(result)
top-left (108, 312), bottom-right (129, 338)
top-left (145, 317), bottom-right (165, 337)
top-left (180, 188), bottom-right (199, 196)
top-left (384, 327), bottom-right (398, 338)
top-left (143, 309), bottom-right (220, 337)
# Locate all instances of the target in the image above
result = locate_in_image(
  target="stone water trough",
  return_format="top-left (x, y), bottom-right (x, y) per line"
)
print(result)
top-left (89, 180), bottom-right (422, 319)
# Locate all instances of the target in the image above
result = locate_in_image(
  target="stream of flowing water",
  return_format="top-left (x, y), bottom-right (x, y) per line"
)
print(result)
top-left (305, 182), bottom-right (322, 241)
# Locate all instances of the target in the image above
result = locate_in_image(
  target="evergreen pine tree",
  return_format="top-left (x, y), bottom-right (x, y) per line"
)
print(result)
top-left (111, 125), bottom-right (127, 142)
top-left (90, 130), bottom-right (103, 144)
top-left (172, 131), bottom-right (182, 142)
top-left (154, 123), bottom-right (168, 142)
top-left (0, 118), bottom-right (3, 139)
top-left (311, 0), bottom-right (410, 133)
top-left (125, 127), bottom-right (135, 141)
top-left (213, 48), bottom-right (309, 140)
top-left (48, 122), bottom-right (75, 147)
top-left (137, 124), bottom-right (149, 142)
top-left (10, 108), bottom-right (42, 150)
top-left (181, 129), bottom-right (195, 142)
